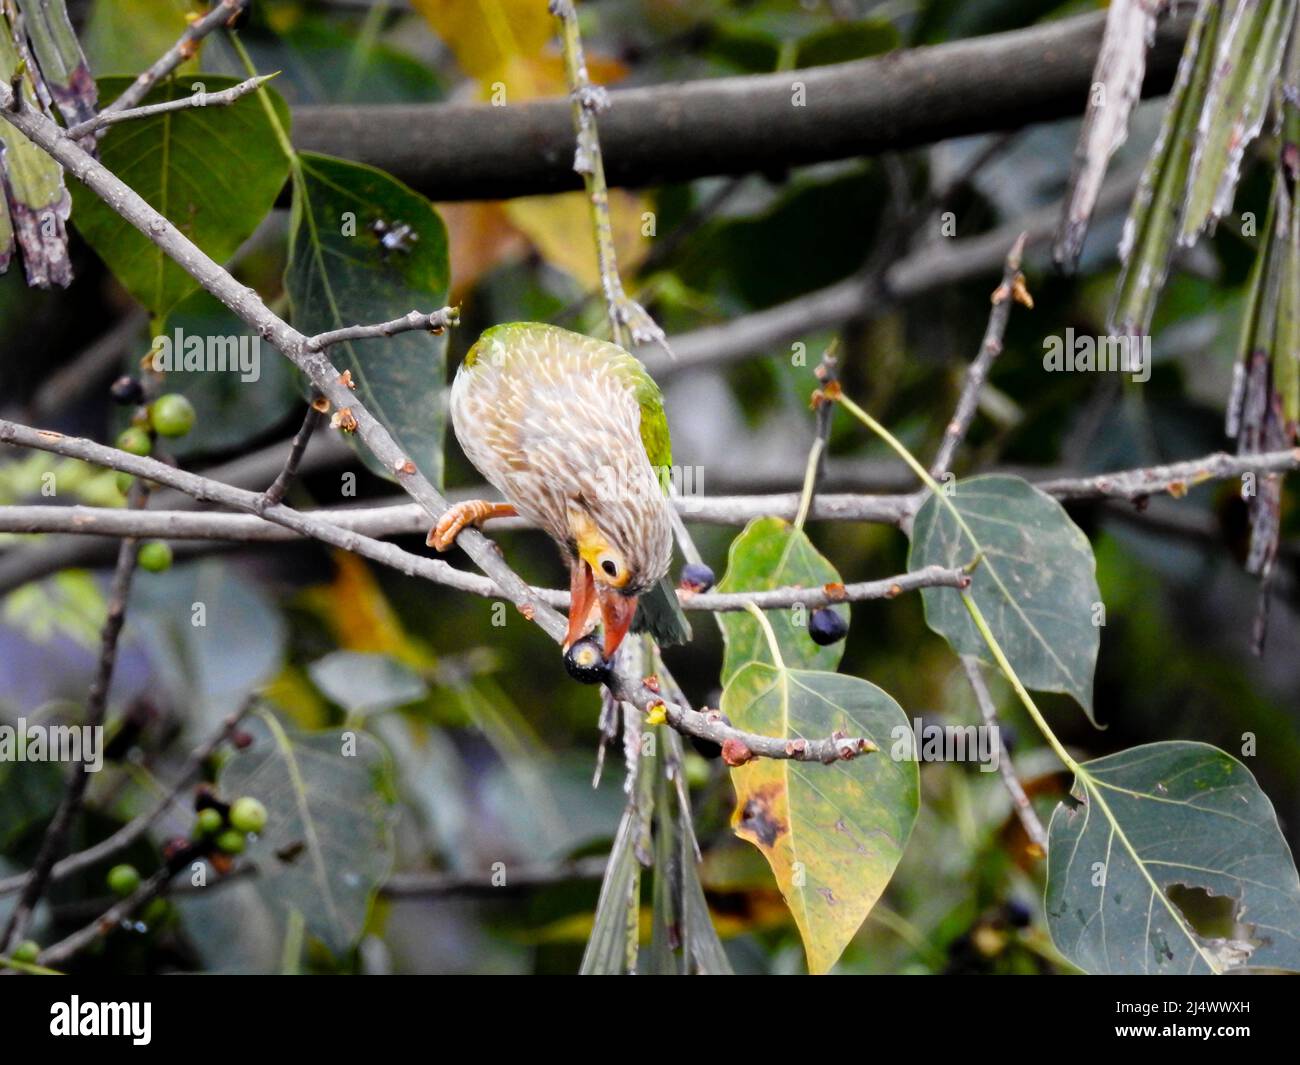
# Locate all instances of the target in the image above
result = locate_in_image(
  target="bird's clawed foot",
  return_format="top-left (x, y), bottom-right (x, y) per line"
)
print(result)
top-left (427, 500), bottom-right (518, 551)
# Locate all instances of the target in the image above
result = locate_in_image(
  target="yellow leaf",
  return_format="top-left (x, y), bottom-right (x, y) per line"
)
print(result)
top-left (724, 663), bottom-right (917, 974)
top-left (415, 1), bottom-right (651, 286)
top-left (302, 552), bottom-right (425, 663)
top-left (504, 189), bottom-right (647, 290)
top-left (411, 0), bottom-right (555, 83)
top-left (439, 201), bottom-right (529, 299)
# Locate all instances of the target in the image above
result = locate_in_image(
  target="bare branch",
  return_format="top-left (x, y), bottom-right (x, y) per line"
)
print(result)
top-left (0, 484), bottom-right (147, 951)
top-left (38, 866), bottom-right (172, 967)
top-left (1037, 449), bottom-right (1300, 502)
top-left (608, 638), bottom-right (874, 766)
top-left (0, 418), bottom-right (552, 607)
top-left (931, 233), bottom-right (1030, 478)
top-left (290, 10), bottom-right (1192, 202)
top-left (655, 167), bottom-right (1143, 381)
top-left (685, 565), bottom-right (969, 612)
top-left (67, 73), bottom-right (273, 138)
top-left (550, 0), bottom-right (667, 353)
top-left (0, 705), bottom-right (251, 898)
top-left (97, 0), bottom-right (250, 118)
top-left (960, 656), bottom-right (1048, 853)
top-left (258, 404), bottom-right (325, 510)
top-left (304, 306), bottom-right (459, 352)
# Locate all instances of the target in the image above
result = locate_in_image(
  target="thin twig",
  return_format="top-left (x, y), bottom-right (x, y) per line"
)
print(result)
top-left (66, 73), bottom-right (273, 138)
top-left (1037, 449), bottom-right (1300, 502)
top-left (258, 403), bottom-right (325, 509)
top-left (304, 306), bottom-right (459, 352)
top-left (685, 565), bottom-right (969, 611)
top-left (960, 656), bottom-right (1048, 853)
top-left (0, 485), bottom-right (147, 951)
top-left (794, 344), bottom-right (841, 533)
top-left (0, 705), bottom-right (252, 898)
top-left (931, 233), bottom-right (1030, 478)
top-left (97, 0), bottom-right (249, 118)
top-left (37, 867), bottom-right (172, 967)
top-left (550, 0), bottom-right (669, 355)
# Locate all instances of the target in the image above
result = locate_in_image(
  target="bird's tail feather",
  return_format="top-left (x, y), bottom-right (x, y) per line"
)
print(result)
top-left (633, 576), bottom-right (691, 646)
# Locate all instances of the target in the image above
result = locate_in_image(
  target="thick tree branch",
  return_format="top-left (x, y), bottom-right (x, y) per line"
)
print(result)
top-left (290, 10), bottom-right (1190, 201)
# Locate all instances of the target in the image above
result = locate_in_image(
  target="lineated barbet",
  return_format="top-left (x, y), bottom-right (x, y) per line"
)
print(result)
top-left (429, 322), bottom-right (690, 658)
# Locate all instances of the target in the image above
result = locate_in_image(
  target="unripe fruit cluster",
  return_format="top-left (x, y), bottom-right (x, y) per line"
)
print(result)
top-left (192, 794), bottom-right (267, 856)
top-left (112, 390), bottom-right (197, 471)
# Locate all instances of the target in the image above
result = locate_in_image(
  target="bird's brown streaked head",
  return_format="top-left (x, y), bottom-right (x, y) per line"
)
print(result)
top-left (562, 494), bottom-right (672, 656)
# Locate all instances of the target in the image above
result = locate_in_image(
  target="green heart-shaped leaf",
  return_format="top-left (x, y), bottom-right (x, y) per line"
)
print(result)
top-left (716, 517), bottom-right (849, 685)
top-left (909, 474), bottom-right (1101, 723)
top-left (286, 152), bottom-right (451, 486)
top-left (1047, 741), bottom-right (1300, 974)
top-left (70, 75), bottom-right (292, 317)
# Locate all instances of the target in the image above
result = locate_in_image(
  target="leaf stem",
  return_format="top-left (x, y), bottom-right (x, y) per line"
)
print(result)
top-left (744, 600), bottom-right (787, 674)
top-left (834, 391), bottom-right (982, 563)
top-left (833, 388), bottom-right (1080, 779)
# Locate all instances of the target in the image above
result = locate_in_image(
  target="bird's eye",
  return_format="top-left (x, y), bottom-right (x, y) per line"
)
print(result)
top-left (601, 559), bottom-right (618, 578)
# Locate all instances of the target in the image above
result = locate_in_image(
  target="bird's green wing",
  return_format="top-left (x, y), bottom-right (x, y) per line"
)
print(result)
top-left (612, 356), bottom-right (691, 645)
top-left (609, 352), bottom-right (672, 487)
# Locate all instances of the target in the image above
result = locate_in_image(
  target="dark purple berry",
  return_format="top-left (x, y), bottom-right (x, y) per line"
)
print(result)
top-left (808, 607), bottom-right (848, 646)
top-left (1004, 898), bottom-right (1033, 929)
top-left (109, 375), bottom-right (144, 405)
top-left (564, 636), bottom-right (610, 684)
top-left (679, 563), bottom-right (715, 593)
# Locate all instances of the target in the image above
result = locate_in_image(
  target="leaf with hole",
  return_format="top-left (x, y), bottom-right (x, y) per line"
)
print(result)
top-left (909, 475), bottom-right (1101, 723)
top-left (1046, 741), bottom-right (1300, 974)
top-left (716, 517), bottom-right (849, 686)
top-left (286, 152), bottom-right (451, 486)
top-left (723, 662), bottom-right (917, 974)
